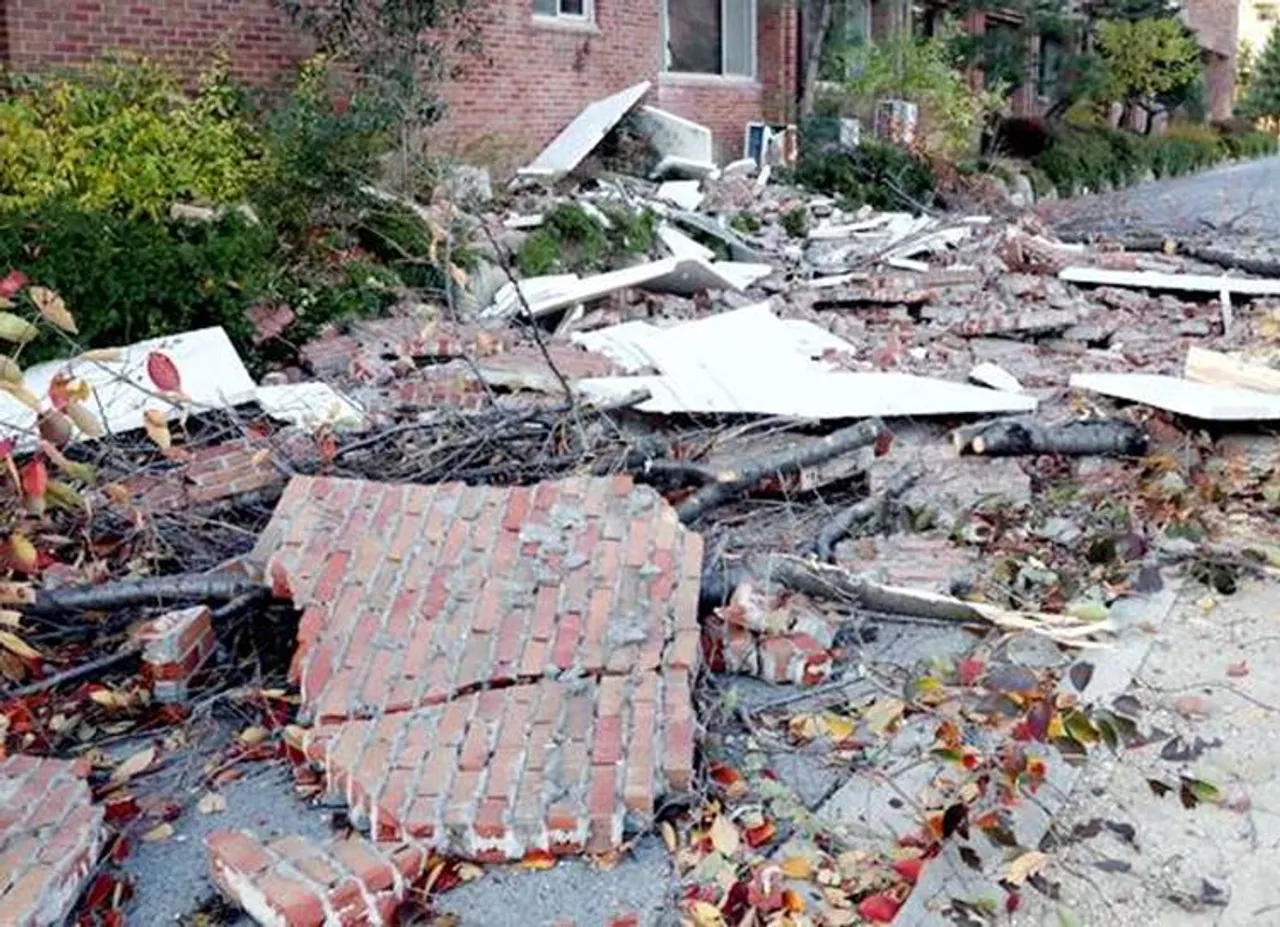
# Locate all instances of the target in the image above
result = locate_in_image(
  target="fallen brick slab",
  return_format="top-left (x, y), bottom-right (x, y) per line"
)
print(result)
top-left (252, 475), bottom-right (703, 722)
top-left (134, 605), bottom-right (217, 703)
top-left (1, 755), bottom-right (107, 927)
top-left (248, 474), bottom-right (704, 863)
top-left (304, 671), bottom-right (695, 859)
top-left (206, 829), bottom-right (424, 926)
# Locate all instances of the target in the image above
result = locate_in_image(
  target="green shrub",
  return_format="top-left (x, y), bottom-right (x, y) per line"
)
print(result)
top-left (780, 206), bottom-right (809, 239)
top-left (0, 203), bottom-right (276, 362)
top-left (793, 141), bottom-right (937, 211)
top-left (0, 55), bottom-right (261, 218)
top-left (515, 202), bottom-right (657, 277)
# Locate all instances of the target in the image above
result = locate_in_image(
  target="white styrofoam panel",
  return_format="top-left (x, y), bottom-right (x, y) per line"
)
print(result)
top-left (1070, 372), bottom-right (1280, 420)
top-left (517, 81), bottom-right (651, 179)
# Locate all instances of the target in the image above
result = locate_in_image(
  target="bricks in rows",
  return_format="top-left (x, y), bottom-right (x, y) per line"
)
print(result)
top-left (1, 755), bottom-right (107, 927)
top-left (132, 605), bottom-right (218, 703)
top-left (301, 674), bottom-right (695, 862)
top-left (206, 829), bottom-right (425, 927)
top-left (250, 475), bottom-right (704, 723)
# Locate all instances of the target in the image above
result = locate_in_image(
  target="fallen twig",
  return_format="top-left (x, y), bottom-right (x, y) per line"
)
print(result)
top-left (953, 417), bottom-right (1149, 458)
top-left (676, 419), bottom-right (884, 523)
top-left (28, 573), bottom-right (261, 618)
top-left (808, 461), bottom-right (923, 562)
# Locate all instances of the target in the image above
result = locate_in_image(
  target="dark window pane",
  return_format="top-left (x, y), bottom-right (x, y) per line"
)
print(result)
top-left (533, 0), bottom-right (556, 14)
top-left (560, 0), bottom-right (585, 14)
top-left (668, 0), bottom-right (723, 73)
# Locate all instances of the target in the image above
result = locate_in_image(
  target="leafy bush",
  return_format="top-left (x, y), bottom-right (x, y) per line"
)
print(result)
top-left (1212, 118), bottom-right (1279, 158)
top-left (992, 117), bottom-right (1052, 159)
top-left (0, 204), bottom-right (276, 361)
top-left (836, 31), bottom-right (1003, 159)
top-left (780, 207), bottom-right (809, 239)
top-left (793, 141), bottom-right (937, 211)
top-left (0, 55), bottom-right (261, 218)
top-left (515, 203), bottom-right (657, 276)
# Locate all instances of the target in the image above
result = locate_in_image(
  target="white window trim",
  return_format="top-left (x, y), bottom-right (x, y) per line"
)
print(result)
top-left (661, 0), bottom-right (759, 81)
top-left (532, 0), bottom-right (595, 27)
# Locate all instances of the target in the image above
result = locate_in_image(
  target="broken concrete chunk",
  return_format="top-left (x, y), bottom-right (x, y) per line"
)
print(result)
top-left (516, 81), bottom-right (651, 181)
top-left (655, 180), bottom-right (704, 211)
top-left (653, 155), bottom-right (720, 180)
top-left (969, 362), bottom-right (1025, 393)
top-left (634, 104), bottom-right (714, 165)
top-left (658, 223), bottom-right (716, 261)
top-left (670, 210), bottom-right (764, 263)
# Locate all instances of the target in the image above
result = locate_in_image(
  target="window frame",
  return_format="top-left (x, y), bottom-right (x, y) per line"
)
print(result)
top-left (532, 0), bottom-right (594, 27)
top-left (816, 0), bottom-right (873, 87)
top-left (661, 0), bottom-right (759, 82)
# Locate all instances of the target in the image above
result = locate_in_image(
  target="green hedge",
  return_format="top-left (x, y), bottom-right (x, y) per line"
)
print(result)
top-left (1033, 121), bottom-right (1278, 197)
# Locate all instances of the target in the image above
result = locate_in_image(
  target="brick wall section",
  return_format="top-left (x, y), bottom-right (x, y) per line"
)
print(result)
top-left (303, 672), bottom-right (695, 859)
top-left (0, 0), bottom-right (306, 83)
top-left (206, 830), bottom-right (425, 926)
top-left (248, 474), bottom-right (703, 862)
top-left (119, 438), bottom-right (291, 513)
top-left (133, 605), bottom-right (218, 703)
top-left (1, 755), bottom-right (107, 926)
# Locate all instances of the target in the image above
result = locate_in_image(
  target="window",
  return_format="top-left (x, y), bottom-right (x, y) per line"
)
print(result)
top-left (1037, 34), bottom-right (1065, 98)
top-left (533, 0), bottom-right (591, 22)
top-left (819, 0), bottom-right (871, 82)
top-left (664, 0), bottom-right (757, 78)
top-left (1259, 2), bottom-right (1277, 21)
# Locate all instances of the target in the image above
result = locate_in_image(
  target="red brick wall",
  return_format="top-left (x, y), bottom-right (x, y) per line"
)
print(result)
top-left (0, 0), bottom-right (305, 83)
top-left (0, 0), bottom-right (799, 168)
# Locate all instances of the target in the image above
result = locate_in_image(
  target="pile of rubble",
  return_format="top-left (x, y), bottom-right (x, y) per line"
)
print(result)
top-left (6, 84), bottom-right (1280, 927)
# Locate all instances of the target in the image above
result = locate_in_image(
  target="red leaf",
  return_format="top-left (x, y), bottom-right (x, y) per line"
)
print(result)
top-left (0, 437), bottom-right (14, 458)
top-left (874, 429), bottom-right (893, 457)
top-left (956, 658), bottom-right (985, 687)
top-left (20, 456), bottom-right (47, 500)
top-left (857, 892), bottom-right (902, 923)
top-left (892, 857), bottom-right (925, 884)
top-left (47, 374), bottom-right (71, 412)
top-left (0, 270), bottom-right (26, 300)
top-left (1006, 889), bottom-right (1022, 913)
top-left (145, 352), bottom-right (182, 392)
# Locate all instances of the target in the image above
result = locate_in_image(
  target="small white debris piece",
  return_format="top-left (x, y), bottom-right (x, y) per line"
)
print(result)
top-left (634, 105), bottom-right (714, 165)
top-left (1184, 346), bottom-right (1280, 395)
top-left (516, 81), bottom-right (651, 181)
top-left (722, 158), bottom-right (756, 178)
top-left (0, 327), bottom-right (256, 452)
top-left (574, 303), bottom-right (1037, 418)
top-left (653, 155), bottom-right (719, 180)
top-left (657, 224), bottom-right (715, 262)
top-left (504, 214), bottom-right (545, 230)
top-left (885, 226), bottom-right (971, 261)
top-left (655, 180), bottom-right (704, 211)
top-left (256, 383), bottom-right (365, 430)
top-left (1059, 266), bottom-right (1280, 297)
top-left (1070, 372), bottom-right (1280, 420)
top-left (807, 272), bottom-right (870, 289)
top-left (969, 362), bottom-right (1025, 394)
top-left (886, 256), bottom-right (930, 273)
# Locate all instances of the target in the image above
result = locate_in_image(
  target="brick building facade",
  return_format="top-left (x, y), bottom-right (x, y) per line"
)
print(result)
top-left (1184, 0), bottom-right (1240, 120)
top-left (0, 0), bottom-right (800, 165)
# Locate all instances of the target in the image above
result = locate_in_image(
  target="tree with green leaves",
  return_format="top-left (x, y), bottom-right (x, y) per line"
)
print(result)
top-left (1095, 17), bottom-right (1202, 129)
top-left (1240, 25), bottom-right (1280, 121)
top-left (1238, 39), bottom-right (1257, 101)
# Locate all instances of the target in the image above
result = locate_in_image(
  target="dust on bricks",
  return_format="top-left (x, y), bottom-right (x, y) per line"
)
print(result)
top-left (1, 755), bottom-right (107, 927)
top-left (245, 474), bottom-right (704, 862)
top-left (206, 829), bottom-right (426, 927)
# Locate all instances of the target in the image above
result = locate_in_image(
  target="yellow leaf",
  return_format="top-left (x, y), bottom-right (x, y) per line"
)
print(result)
top-left (46, 480), bottom-right (87, 512)
top-left (141, 822), bottom-right (173, 842)
top-left (238, 725), bottom-right (269, 746)
top-left (66, 400), bottom-right (105, 439)
top-left (0, 379), bottom-right (42, 411)
top-left (142, 409), bottom-right (171, 449)
top-left (197, 792), bottom-right (227, 814)
top-left (89, 688), bottom-right (134, 710)
top-left (78, 348), bottom-right (124, 363)
top-left (103, 483), bottom-right (133, 505)
top-left (817, 713), bottom-right (856, 742)
top-left (8, 533), bottom-right (38, 573)
top-left (687, 900), bottom-right (724, 927)
top-left (250, 448), bottom-right (272, 467)
top-left (710, 814), bottom-right (740, 856)
top-left (28, 287), bottom-right (77, 334)
top-left (1047, 713), bottom-right (1066, 741)
top-left (109, 745), bottom-right (157, 785)
top-left (863, 697), bottom-right (906, 736)
top-left (0, 356), bottom-right (22, 383)
top-left (0, 610), bottom-right (21, 628)
top-left (788, 714), bottom-right (820, 742)
top-left (1005, 850), bottom-right (1050, 886)
top-left (0, 629), bottom-right (41, 660)
top-left (780, 855), bottom-right (815, 879)
top-left (661, 820), bottom-right (679, 853)
top-left (0, 311), bottom-right (39, 344)
top-left (456, 862), bottom-right (484, 883)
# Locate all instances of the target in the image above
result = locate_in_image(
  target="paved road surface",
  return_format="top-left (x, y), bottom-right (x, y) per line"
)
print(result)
top-left (1047, 155), bottom-right (1280, 244)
